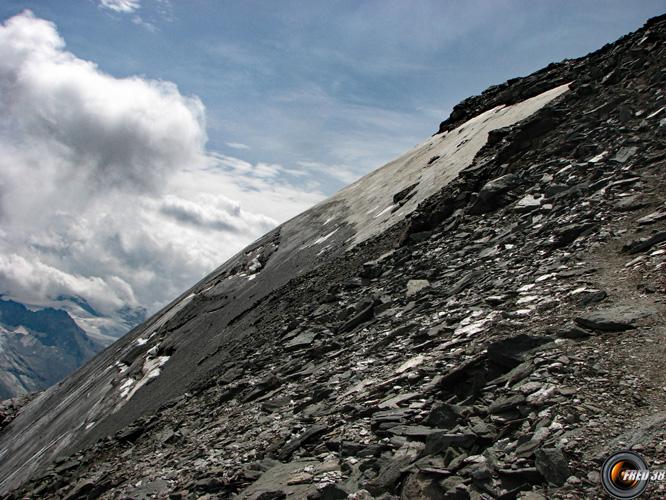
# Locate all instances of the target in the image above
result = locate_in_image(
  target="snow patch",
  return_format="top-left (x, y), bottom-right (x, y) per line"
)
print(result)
top-left (119, 378), bottom-right (135, 399)
top-left (311, 228), bottom-right (339, 246)
top-left (374, 205), bottom-right (396, 218)
top-left (124, 355), bottom-right (171, 400)
top-left (248, 257), bottom-right (262, 272)
top-left (317, 245), bottom-right (332, 256)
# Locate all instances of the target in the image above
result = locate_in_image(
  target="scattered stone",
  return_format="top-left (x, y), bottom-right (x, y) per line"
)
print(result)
top-left (469, 174), bottom-right (520, 214)
top-left (423, 403), bottom-right (463, 429)
top-left (487, 335), bottom-right (551, 370)
top-left (339, 302), bottom-right (375, 332)
top-left (554, 324), bottom-right (591, 339)
top-left (534, 448), bottom-right (571, 487)
top-left (366, 442), bottom-right (423, 495)
top-left (284, 330), bottom-right (319, 351)
top-left (613, 195), bottom-right (650, 212)
top-left (194, 477), bottom-right (226, 493)
top-left (406, 280), bottom-right (430, 296)
top-left (622, 231), bottom-right (666, 254)
top-left (116, 425), bottom-right (144, 443)
top-left (278, 425), bottom-right (329, 460)
top-left (610, 146), bottom-right (637, 164)
top-left (445, 271), bottom-right (482, 297)
top-left (637, 208), bottom-right (666, 225)
top-left (552, 223), bottom-right (598, 248)
top-left (578, 289), bottom-right (607, 306)
top-left (424, 431), bottom-right (478, 455)
top-left (488, 395), bottom-right (526, 415)
top-left (575, 305), bottom-right (656, 332)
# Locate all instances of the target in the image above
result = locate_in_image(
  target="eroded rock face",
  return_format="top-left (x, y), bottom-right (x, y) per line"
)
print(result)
top-left (0, 299), bottom-right (103, 399)
top-left (2, 12), bottom-right (666, 500)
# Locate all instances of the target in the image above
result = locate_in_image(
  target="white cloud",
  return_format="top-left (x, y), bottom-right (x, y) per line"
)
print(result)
top-left (0, 11), bottom-right (205, 196)
top-left (99, 0), bottom-right (141, 13)
top-left (159, 194), bottom-right (276, 234)
top-left (131, 15), bottom-right (157, 32)
top-left (225, 142), bottom-right (250, 150)
top-left (0, 11), bottom-right (325, 319)
top-left (298, 160), bottom-right (360, 185)
top-left (0, 253), bottom-right (136, 314)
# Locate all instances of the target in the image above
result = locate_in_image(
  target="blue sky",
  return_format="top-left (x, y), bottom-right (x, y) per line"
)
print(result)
top-left (0, 1), bottom-right (663, 323)
top-left (2, 1), bottom-right (664, 192)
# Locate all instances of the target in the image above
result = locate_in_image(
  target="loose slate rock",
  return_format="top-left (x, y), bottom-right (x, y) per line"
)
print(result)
top-left (486, 334), bottom-right (551, 369)
top-left (614, 195), bottom-right (650, 212)
top-left (256, 492), bottom-right (287, 500)
top-left (284, 330), bottom-right (319, 351)
top-left (445, 271), bottom-right (482, 297)
top-left (488, 394), bottom-right (526, 414)
top-left (366, 442), bottom-right (423, 495)
top-left (578, 290), bottom-right (607, 306)
top-left (575, 305), bottom-right (656, 332)
top-left (313, 484), bottom-right (348, 500)
top-left (424, 431), bottom-right (478, 455)
top-left (407, 279), bottom-right (430, 296)
top-left (637, 208), bottom-right (666, 225)
top-left (400, 472), bottom-right (446, 500)
top-left (610, 146), bottom-right (637, 164)
top-left (339, 302), bottom-right (374, 332)
top-left (423, 403), bottom-right (463, 429)
top-left (469, 174), bottom-right (520, 214)
top-left (554, 325), bottom-right (591, 339)
top-left (552, 223), bottom-right (598, 248)
top-left (622, 231), bottom-right (666, 254)
top-left (278, 425), bottom-right (328, 460)
top-left (534, 448), bottom-right (571, 486)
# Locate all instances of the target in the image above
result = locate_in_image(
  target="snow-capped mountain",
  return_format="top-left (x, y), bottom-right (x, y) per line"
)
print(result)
top-left (0, 295), bottom-right (146, 398)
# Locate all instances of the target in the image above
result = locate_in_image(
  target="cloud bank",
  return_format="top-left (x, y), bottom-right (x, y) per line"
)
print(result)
top-left (0, 11), bottom-right (324, 318)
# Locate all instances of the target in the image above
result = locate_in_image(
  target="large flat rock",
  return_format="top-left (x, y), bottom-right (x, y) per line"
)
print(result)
top-left (575, 305), bottom-right (657, 332)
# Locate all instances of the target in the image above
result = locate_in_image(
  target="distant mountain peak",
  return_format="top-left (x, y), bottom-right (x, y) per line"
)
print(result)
top-left (0, 298), bottom-right (102, 399)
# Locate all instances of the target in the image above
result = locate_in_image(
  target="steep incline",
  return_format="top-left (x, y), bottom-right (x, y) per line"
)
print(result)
top-left (0, 300), bottom-right (102, 399)
top-left (2, 13), bottom-right (666, 500)
top-left (0, 74), bottom-right (569, 497)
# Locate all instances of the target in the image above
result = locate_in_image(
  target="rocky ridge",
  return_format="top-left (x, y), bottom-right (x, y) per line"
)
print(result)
top-left (0, 299), bottom-right (103, 399)
top-left (3, 13), bottom-right (666, 500)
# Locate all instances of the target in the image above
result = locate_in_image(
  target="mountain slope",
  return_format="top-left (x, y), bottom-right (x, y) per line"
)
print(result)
top-left (0, 293), bottom-right (146, 399)
top-left (2, 13), bottom-right (666, 499)
top-left (0, 299), bottom-right (102, 399)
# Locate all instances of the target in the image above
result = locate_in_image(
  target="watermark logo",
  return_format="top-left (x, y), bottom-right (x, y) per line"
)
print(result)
top-left (601, 451), bottom-right (656, 498)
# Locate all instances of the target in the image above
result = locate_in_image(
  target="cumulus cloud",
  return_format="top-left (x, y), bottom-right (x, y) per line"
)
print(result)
top-left (159, 194), bottom-right (276, 234)
top-left (0, 11), bottom-right (324, 319)
top-left (99, 0), bottom-right (141, 13)
top-left (0, 253), bottom-right (136, 314)
top-left (0, 11), bottom-right (205, 196)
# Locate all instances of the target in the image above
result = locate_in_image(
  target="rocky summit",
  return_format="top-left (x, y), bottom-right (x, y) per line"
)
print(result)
top-left (1, 13), bottom-right (666, 500)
